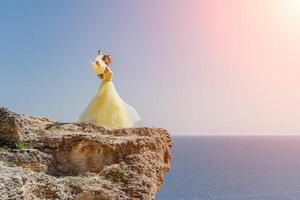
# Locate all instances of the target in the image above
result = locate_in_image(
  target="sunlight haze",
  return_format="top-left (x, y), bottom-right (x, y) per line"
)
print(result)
top-left (1, 0), bottom-right (300, 135)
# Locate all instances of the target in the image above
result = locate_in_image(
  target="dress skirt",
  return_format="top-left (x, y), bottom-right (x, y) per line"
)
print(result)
top-left (78, 80), bottom-right (140, 129)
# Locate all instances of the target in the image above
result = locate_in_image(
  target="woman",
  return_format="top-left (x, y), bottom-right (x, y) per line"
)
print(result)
top-left (78, 50), bottom-right (140, 128)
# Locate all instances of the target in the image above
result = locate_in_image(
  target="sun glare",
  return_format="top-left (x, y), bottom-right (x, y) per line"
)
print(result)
top-left (265, 0), bottom-right (300, 34)
top-left (286, 0), bottom-right (300, 16)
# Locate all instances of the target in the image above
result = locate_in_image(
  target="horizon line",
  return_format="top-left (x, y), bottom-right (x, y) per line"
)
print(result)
top-left (171, 134), bottom-right (300, 137)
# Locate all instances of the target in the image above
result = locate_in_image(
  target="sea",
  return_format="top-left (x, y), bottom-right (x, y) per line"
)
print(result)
top-left (156, 136), bottom-right (300, 200)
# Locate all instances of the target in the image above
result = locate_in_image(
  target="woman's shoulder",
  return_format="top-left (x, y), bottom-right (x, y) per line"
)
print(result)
top-left (105, 66), bottom-right (112, 72)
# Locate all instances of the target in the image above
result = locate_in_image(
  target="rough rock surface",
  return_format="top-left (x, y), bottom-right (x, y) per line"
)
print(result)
top-left (0, 107), bottom-right (172, 200)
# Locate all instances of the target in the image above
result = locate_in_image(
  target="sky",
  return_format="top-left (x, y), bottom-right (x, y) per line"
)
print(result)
top-left (1, 0), bottom-right (300, 135)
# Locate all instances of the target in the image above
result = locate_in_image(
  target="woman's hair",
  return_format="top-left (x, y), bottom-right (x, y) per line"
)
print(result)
top-left (102, 54), bottom-right (112, 65)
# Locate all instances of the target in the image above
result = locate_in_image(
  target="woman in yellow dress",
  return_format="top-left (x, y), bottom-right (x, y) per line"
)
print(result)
top-left (78, 50), bottom-right (141, 129)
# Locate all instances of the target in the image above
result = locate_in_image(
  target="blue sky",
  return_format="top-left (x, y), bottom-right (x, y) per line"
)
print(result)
top-left (2, 0), bottom-right (300, 135)
top-left (0, 0), bottom-right (184, 133)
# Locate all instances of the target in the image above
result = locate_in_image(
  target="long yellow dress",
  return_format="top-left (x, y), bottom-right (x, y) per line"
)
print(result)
top-left (78, 55), bottom-right (141, 129)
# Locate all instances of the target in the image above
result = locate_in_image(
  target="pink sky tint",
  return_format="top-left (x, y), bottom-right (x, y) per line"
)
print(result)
top-left (2, 0), bottom-right (300, 135)
top-left (153, 0), bottom-right (300, 134)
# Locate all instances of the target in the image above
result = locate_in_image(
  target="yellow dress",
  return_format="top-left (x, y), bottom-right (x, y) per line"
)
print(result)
top-left (78, 55), bottom-right (141, 129)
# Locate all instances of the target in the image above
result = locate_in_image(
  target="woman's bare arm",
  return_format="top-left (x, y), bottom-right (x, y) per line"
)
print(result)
top-left (98, 67), bottom-right (109, 79)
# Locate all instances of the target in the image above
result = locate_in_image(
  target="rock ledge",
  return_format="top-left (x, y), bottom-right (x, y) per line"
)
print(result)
top-left (0, 108), bottom-right (172, 200)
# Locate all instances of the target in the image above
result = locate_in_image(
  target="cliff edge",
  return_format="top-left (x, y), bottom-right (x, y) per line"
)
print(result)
top-left (0, 108), bottom-right (172, 200)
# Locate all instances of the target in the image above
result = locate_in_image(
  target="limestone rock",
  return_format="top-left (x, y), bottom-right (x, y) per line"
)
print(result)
top-left (0, 107), bottom-right (172, 200)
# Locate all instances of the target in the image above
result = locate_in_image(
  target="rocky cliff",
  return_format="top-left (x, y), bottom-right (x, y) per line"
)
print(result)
top-left (0, 108), bottom-right (172, 200)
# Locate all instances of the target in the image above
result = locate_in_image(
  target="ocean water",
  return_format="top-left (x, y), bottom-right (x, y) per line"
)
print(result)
top-left (156, 136), bottom-right (300, 200)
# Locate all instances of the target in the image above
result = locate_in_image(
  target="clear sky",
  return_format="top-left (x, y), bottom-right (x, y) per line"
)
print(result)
top-left (1, 0), bottom-right (300, 135)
